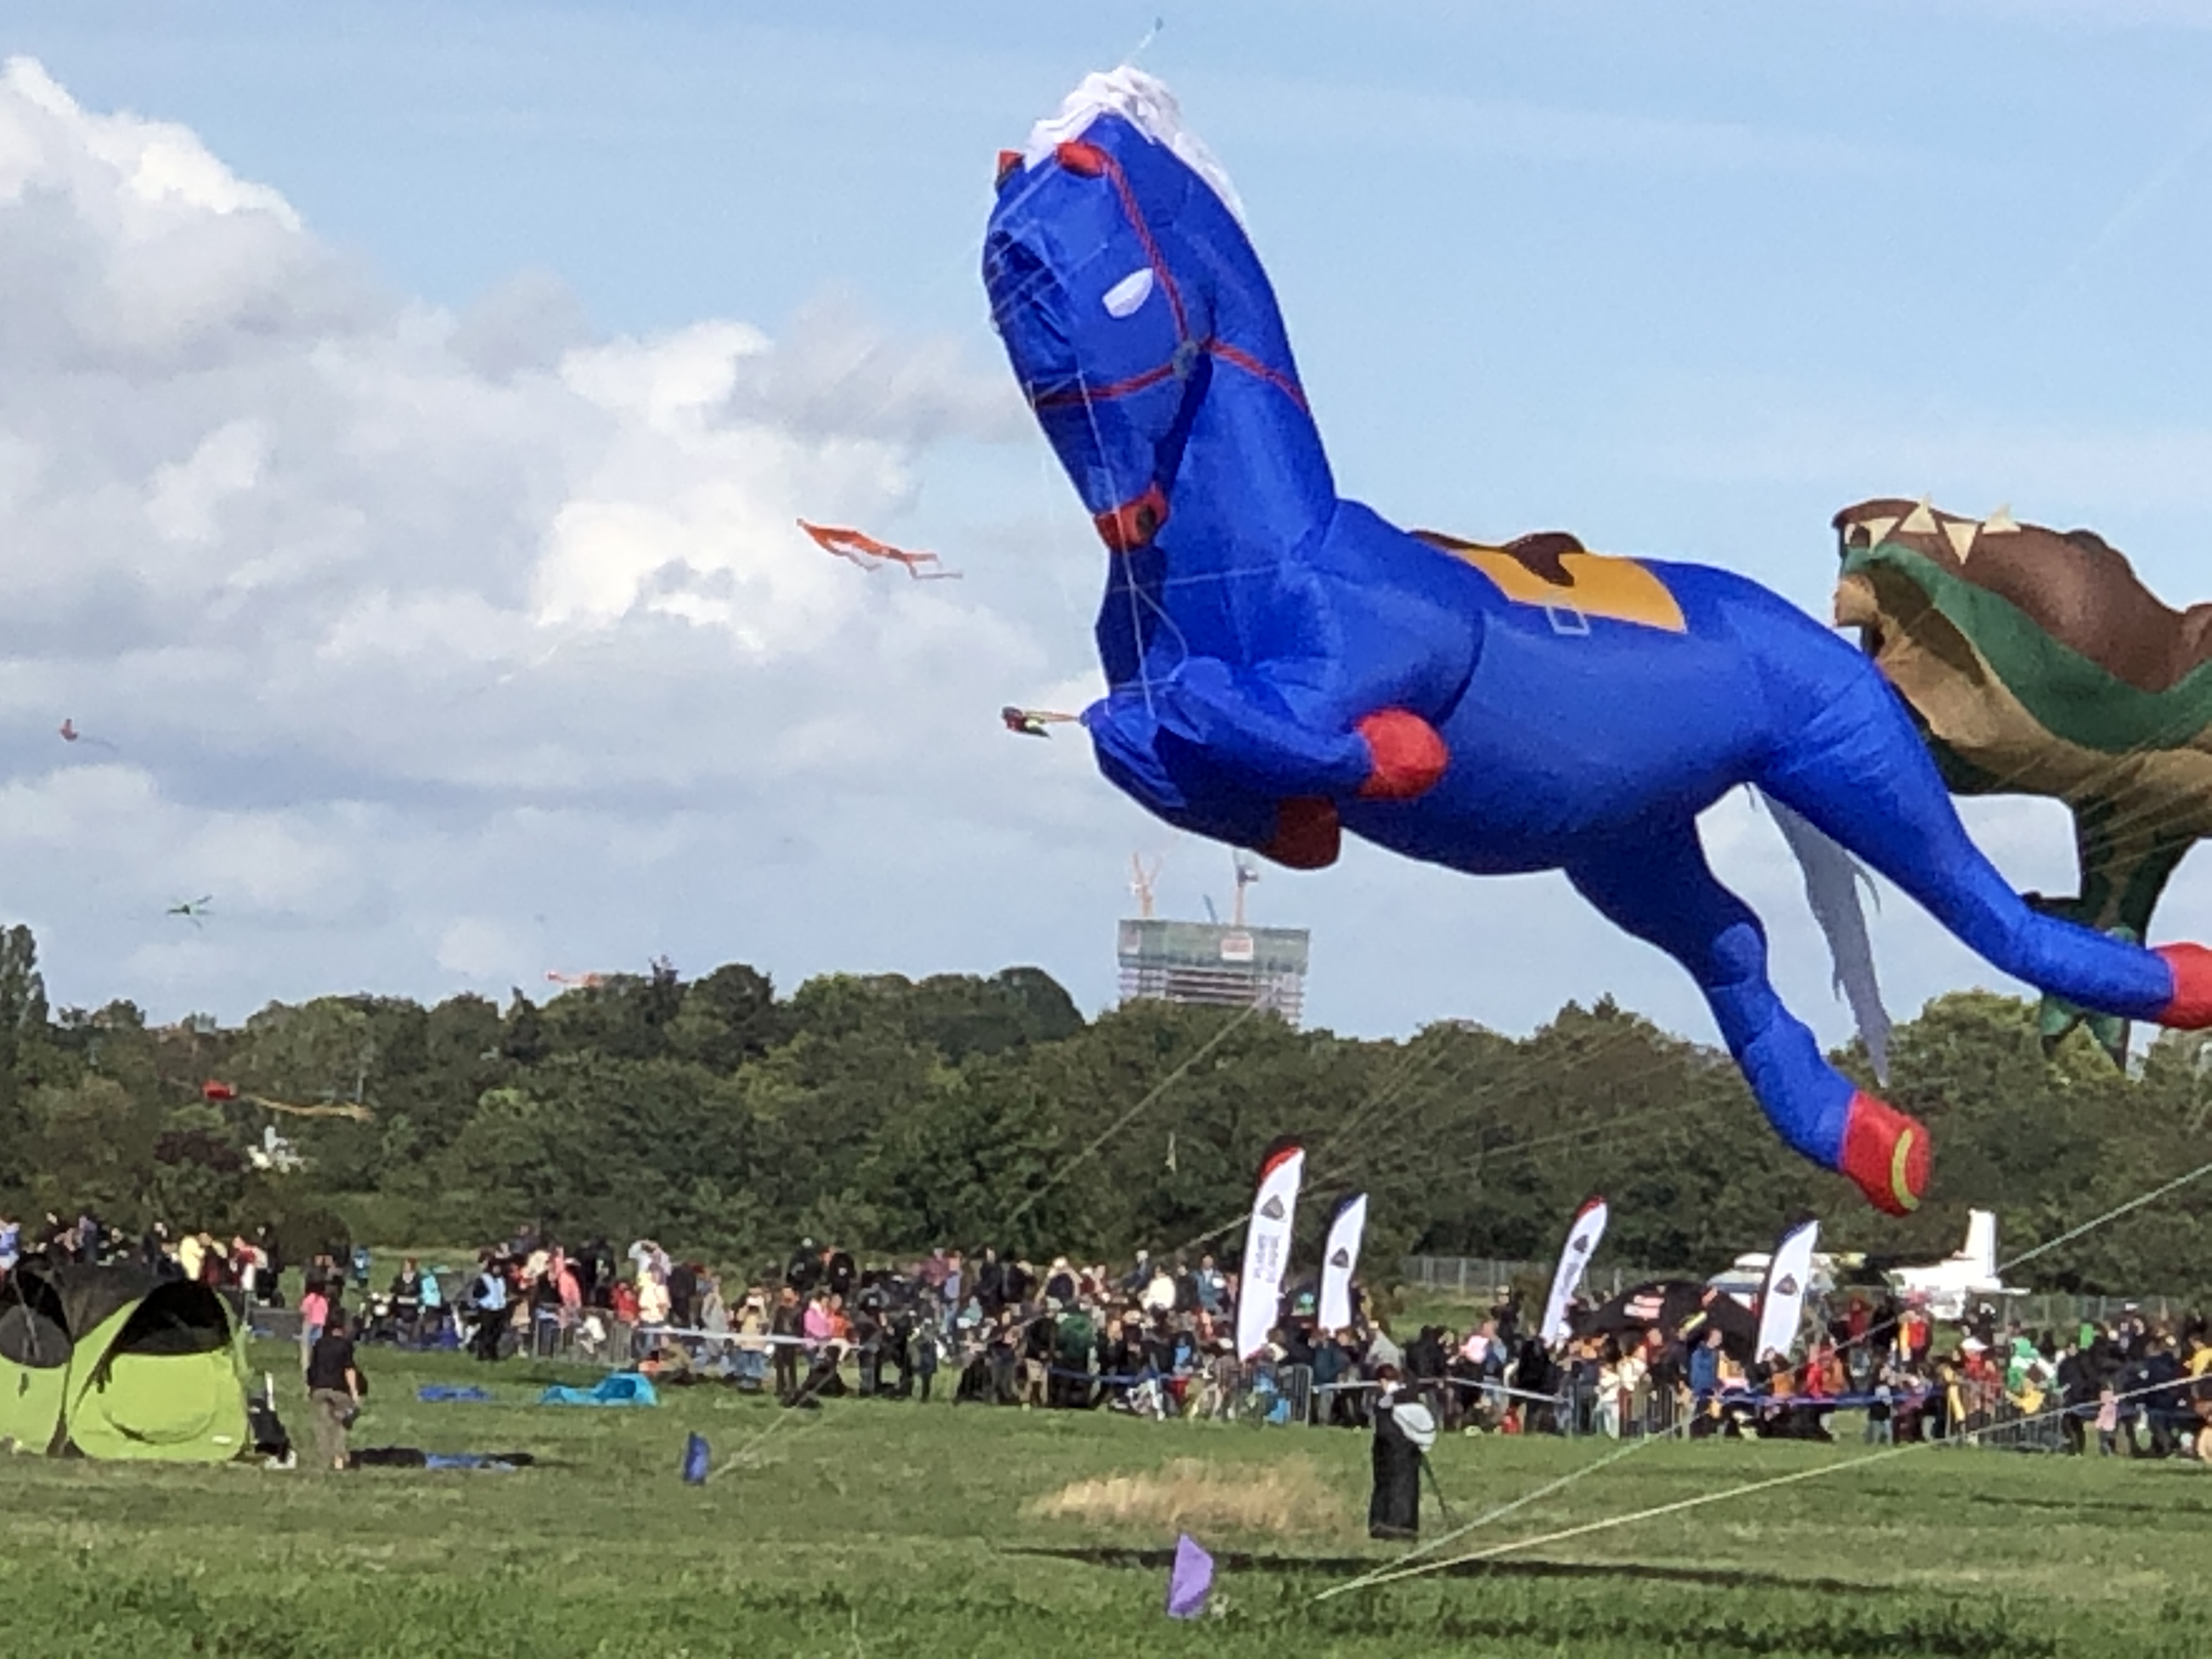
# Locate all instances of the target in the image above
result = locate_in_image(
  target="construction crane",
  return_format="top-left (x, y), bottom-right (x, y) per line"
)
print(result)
top-left (1129, 854), bottom-right (1163, 919)
top-left (1231, 853), bottom-right (1259, 928)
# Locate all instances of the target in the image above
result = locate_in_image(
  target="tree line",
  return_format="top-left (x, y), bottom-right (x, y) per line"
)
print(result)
top-left (0, 922), bottom-right (2205, 1299)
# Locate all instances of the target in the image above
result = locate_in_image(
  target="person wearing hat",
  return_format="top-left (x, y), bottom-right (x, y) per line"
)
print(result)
top-left (1369, 1364), bottom-right (1436, 1540)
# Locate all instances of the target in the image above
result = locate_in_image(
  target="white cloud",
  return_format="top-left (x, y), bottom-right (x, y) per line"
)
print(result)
top-left (0, 57), bottom-right (1096, 1019)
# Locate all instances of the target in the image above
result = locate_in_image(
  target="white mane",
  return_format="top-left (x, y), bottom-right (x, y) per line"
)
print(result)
top-left (1022, 66), bottom-right (1246, 225)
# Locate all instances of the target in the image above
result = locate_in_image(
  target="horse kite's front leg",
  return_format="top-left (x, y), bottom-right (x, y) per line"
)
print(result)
top-left (1086, 657), bottom-right (1448, 867)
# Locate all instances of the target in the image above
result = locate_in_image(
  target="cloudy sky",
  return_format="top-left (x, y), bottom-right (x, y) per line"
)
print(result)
top-left (3, 1), bottom-right (2211, 1044)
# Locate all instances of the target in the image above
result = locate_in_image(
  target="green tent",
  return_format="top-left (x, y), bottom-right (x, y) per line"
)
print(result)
top-left (0, 1258), bottom-right (250, 1461)
top-left (0, 1263), bottom-right (72, 1454)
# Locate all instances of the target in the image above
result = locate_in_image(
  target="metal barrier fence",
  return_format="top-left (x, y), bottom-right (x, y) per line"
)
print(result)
top-left (1400, 1259), bottom-right (2200, 1332)
top-left (1398, 1257), bottom-right (1667, 1303)
top-left (1956, 1291), bottom-right (2200, 1330)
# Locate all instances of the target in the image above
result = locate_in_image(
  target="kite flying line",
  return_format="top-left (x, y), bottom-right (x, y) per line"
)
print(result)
top-left (1996, 1155), bottom-right (2212, 1275)
top-left (1323, 1370), bottom-right (2195, 1600)
top-left (998, 998), bottom-right (1265, 1232)
top-left (1314, 1424), bottom-right (1687, 1602)
top-left (1318, 1146), bottom-right (2212, 1606)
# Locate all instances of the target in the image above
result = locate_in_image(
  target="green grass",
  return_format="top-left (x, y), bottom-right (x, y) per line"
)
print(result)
top-left (1, 1341), bottom-right (2207, 1656)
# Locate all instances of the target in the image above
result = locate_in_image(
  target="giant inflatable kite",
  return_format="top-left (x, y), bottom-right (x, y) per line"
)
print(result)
top-left (981, 69), bottom-right (2212, 1216)
top-left (1833, 498), bottom-right (2212, 1061)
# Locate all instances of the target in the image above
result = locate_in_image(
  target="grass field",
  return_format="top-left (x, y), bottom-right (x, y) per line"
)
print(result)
top-left (2, 1342), bottom-right (2208, 1657)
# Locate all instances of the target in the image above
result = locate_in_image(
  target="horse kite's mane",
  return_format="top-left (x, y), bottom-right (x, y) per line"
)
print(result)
top-left (1016, 66), bottom-right (1247, 224)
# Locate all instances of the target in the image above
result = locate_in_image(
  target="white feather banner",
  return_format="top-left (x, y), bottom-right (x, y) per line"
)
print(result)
top-left (1234, 1143), bottom-right (1305, 1360)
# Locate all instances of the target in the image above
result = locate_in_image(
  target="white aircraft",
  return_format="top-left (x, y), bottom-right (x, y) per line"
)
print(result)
top-left (1706, 1248), bottom-right (1841, 1310)
top-left (1882, 1209), bottom-right (2022, 1319)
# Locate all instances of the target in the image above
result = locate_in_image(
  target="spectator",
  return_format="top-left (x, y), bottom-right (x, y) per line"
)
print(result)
top-left (299, 1282), bottom-right (330, 1373)
top-left (468, 1256), bottom-right (509, 1363)
top-left (305, 1316), bottom-right (364, 1472)
top-left (668, 1259), bottom-right (698, 1330)
top-left (419, 1265), bottom-right (447, 1334)
top-left (770, 1285), bottom-right (804, 1402)
top-left (732, 1285), bottom-right (770, 1389)
top-left (388, 1259), bottom-right (425, 1342)
top-left (1045, 1257), bottom-right (1077, 1304)
top-left (1368, 1365), bottom-right (1428, 1540)
top-left (1688, 1328), bottom-right (1723, 1416)
top-left (912, 1318), bottom-right (940, 1403)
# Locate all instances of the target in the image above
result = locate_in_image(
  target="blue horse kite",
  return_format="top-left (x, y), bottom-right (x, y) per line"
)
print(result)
top-left (982, 70), bottom-right (2212, 1216)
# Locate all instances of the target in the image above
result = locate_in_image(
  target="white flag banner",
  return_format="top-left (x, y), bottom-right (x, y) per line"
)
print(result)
top-left (1754, 1218), bottom-right (1820, 1363)
top-left (1318, 1192), bottom-right (1368, 1333)
top-left (1540, 1195), bottom-right (1609, 1345)
top-left (1234, 1142), bottom-right (1305, 1360)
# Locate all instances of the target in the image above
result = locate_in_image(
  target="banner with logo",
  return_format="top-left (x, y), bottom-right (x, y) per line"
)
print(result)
top-left (1234, 1141), bottom-right (1306, 1359)
top-left (1540, 1195), bottom-right (1609, 1344)
top-left (1754, 1217), bottom-right (1820, 1362)
top-left (1317, 1192), bottom-right (1368, 1333)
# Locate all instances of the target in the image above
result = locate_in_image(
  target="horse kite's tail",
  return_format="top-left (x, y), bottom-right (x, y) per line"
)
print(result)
top-left (1761, 791), bottom-right (1893, 1085)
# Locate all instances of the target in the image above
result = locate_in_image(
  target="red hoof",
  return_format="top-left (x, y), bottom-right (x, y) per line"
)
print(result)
top-left (2154, 944), bottom-right (2212, 1029)
top-left (1838, 1092), bottom-right (1931, 1218)
top-left (1260, 797), bottom-right (1341, 870)
top-left (1356, 709), bottom-right (1449, 801)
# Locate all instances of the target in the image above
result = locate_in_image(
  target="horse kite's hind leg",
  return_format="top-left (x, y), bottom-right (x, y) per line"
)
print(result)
top-left (1756, 660), bottom-right (2212, 1032)
top-left (1566, 825), bottom-right (1931, 1215)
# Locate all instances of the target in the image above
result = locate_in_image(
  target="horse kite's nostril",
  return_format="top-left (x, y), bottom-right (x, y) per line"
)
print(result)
top-left (1094, 484), bottom-right (1169, 552)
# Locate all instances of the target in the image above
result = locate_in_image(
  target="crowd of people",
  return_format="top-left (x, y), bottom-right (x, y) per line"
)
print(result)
top-left (1483, 1293), bottom-right (2212, 1459)
top-left (5, 1209), bottom-right (2207, 1462)
top-left (307, 1227), bottom-right (2212, 1462)
top-left (0, 1207), bottom-right (292, 1301)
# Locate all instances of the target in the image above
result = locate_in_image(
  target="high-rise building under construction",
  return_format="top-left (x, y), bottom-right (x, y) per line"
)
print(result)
top-left (1115, 917), bottom-right (1311, 1026)
top-left (1115, 854), bottom-right (1310, 1026)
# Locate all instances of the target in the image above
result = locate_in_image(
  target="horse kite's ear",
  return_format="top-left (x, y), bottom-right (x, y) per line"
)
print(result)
top-left (995, 149), bottom-right (1022, 189)
top-left (1056, 139), bottom-right (1109, 177)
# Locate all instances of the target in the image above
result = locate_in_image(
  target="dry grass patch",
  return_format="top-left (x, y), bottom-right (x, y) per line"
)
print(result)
top-left (1026, 1456), bottom-right (1345, 1536)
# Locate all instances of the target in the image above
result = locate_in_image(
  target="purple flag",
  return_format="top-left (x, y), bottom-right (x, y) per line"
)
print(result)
top-left (1166, 1533), bottom-right (1214, 1619)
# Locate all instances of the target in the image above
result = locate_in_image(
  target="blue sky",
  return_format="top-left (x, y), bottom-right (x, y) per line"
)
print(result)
top-left (4, 1), bottom-right (2211, 1044)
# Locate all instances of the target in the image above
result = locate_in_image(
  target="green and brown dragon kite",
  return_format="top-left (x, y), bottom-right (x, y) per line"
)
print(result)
top-left (1833, 497), bottom-right (2212, 1060)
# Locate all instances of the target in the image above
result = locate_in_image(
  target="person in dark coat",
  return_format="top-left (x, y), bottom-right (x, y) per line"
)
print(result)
top-left (2055, 1344), bottom-right (2094, 1456)
top-left (1369, 1365), bottom-right (1432, 1540)
top-left (667, 1260), bottom-right (698, 1330)
top-left (769, 1285), bottom-right (804, 1402)
top-left (785, 1242), bottom-right (820, 1298)
top-left (1515, 1337), bottom-right (1557, 1435)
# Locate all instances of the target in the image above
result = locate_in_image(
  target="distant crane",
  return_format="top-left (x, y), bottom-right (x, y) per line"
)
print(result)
top-left (1232, 853), bottom-right (1259, 928)
top-left (1129, 854), bottom-right (1163, 919)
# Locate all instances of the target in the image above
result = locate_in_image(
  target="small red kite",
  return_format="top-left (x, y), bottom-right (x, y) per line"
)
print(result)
top-left (798, 519), bottom-right (961, 580)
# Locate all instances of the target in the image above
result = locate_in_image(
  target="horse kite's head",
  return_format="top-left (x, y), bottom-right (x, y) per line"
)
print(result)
top-left (984, 69), bottom-right (1316, 556)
